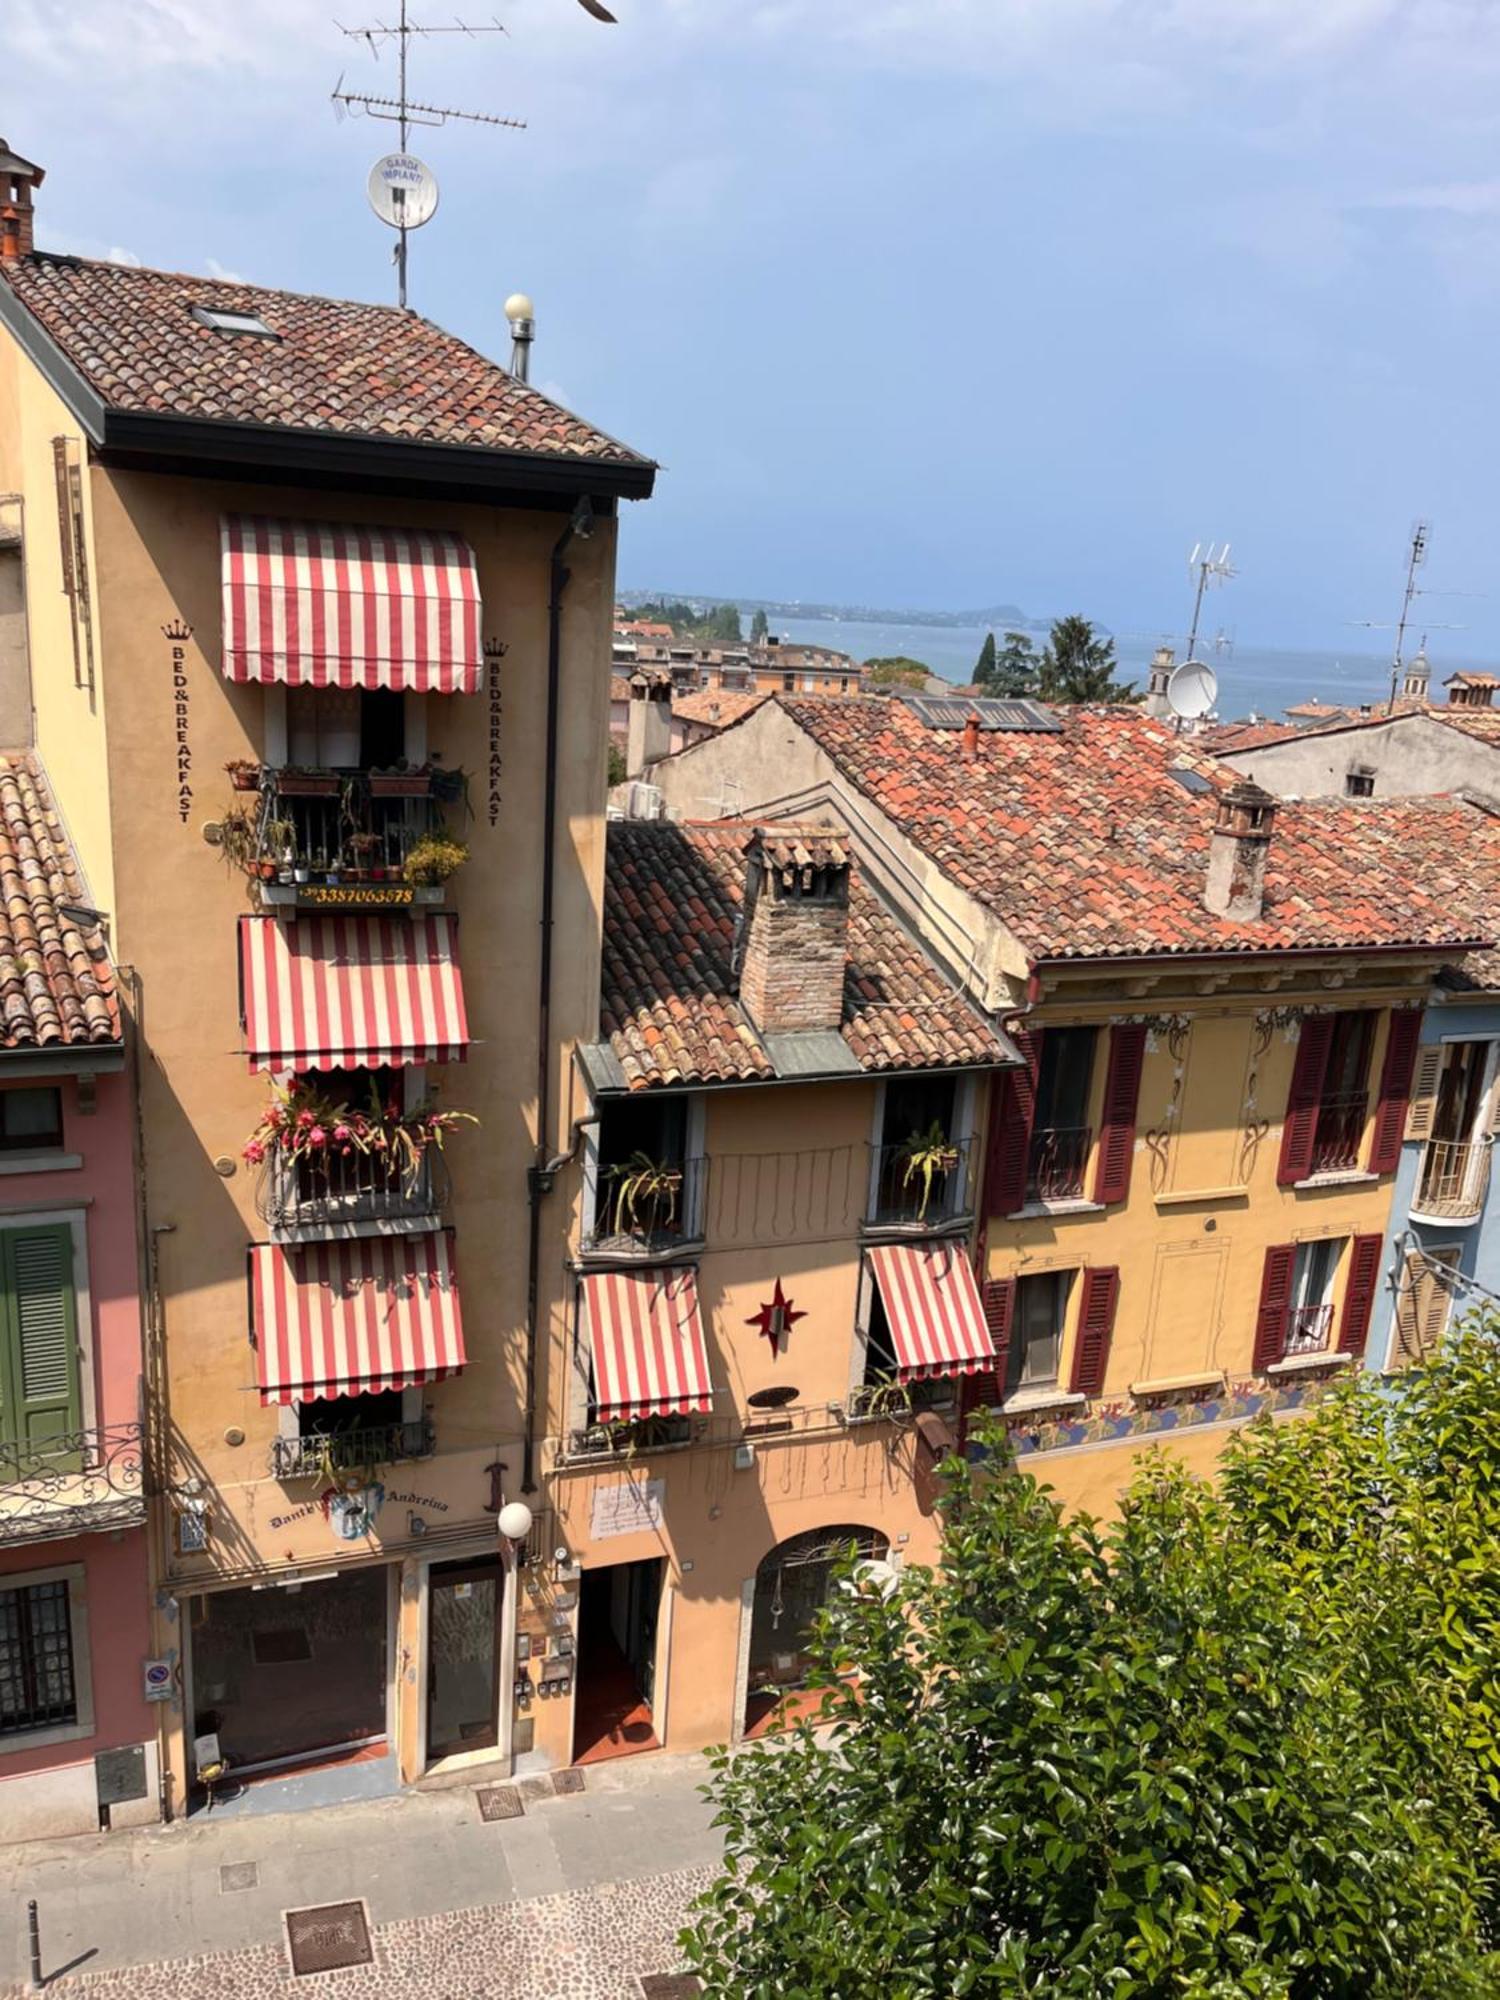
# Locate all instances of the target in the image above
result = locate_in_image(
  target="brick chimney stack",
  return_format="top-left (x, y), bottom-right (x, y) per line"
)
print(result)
top-left (1204, 779), bottom-right (1276, 922)
top-left (739, 824), bottom-right (851, 1034)
top-left (0, 142), bottom-right (43, 262)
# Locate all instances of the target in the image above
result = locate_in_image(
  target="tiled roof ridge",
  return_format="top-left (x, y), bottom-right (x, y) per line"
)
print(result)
top-left (0, 751), bottom-right (120, 1049)
top-left (12, 248), bottom-right (428, 319)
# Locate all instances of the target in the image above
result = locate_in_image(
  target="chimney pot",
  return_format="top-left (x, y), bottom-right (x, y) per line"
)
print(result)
top-left (961, 712), bottom-right (980, 760)
top-left (0, 141), bottom-right (43, 261)
top-left (738, 824), bottom-right (852, 1034)
top-left (1204, 779), bottom-right (1276, 922)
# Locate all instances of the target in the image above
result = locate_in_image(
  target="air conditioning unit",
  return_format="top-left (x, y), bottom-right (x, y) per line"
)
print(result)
top-left (628, 782), bottom-right (664, 821)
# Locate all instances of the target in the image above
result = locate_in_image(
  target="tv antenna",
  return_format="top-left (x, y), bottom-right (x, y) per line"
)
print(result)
top-left (331, 4), bottom-right (526, 308)
top-left (1184, 542), bottom-right (1236, 669)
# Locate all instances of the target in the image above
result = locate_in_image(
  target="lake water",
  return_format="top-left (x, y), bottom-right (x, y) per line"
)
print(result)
top-left (764, 615), bottom-right (1479, 722)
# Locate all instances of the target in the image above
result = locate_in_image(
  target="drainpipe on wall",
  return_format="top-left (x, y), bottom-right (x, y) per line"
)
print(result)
top-left (522, 497), bottom-right (595, 1495)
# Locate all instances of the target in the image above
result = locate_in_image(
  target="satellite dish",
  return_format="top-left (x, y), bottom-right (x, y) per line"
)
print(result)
top-left (367, 154), bottom-right (440, 231)
top-left (1167, 659), bottom-right (1218, 721)
top-left (841, 1558), bottom-right (900, 1602)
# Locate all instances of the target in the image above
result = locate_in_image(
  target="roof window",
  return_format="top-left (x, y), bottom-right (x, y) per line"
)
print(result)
top-left (895, 692), bottom-right (1064, 734)
top-left (191, 304), bottom-right (279, 338)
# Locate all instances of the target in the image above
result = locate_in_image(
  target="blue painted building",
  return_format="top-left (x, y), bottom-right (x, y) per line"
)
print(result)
top-left (1370, 957), bottom-right (1500, 1369)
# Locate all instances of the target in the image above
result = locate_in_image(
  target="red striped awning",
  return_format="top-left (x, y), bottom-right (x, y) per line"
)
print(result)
top-left (868, 1243), bottom-right (995, 1381)
top-left (251, 1231), bottom-right (466, 1405)
top-left (240, 914), bottom-right (468, 1072)
top-left (581, 1267), bottom-right (712, 1423)
top-left (221, 516), bottom-right (483, 693)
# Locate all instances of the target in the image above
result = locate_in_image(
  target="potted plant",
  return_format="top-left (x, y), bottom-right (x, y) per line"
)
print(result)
top-left (347, 832), bottom-right (382, 882)
top-left (899, 1122), bottom-right (962, 1219)
top-left (367, 763), bottom-right (433, 799)
top-left (215, 804), bottom-right (259, 876)
top-left (277, 766), bottom-right (340, 798)
top-left (224, 758), bottom-right (262, 792)
top-left (262, 817), bottom-right (296, 883)
top-left (428, 764), bottom-right (468, 806)
top-left (403, 836), bottom-right (469, 888)
top-left (604, 1151), bottom-right (685, 1239)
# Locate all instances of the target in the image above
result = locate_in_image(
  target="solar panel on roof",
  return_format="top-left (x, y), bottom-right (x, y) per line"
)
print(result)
top-left (896, 694), bottom-right (1064, 733)
top-left (1167, 768), bottom-right (1214, 795)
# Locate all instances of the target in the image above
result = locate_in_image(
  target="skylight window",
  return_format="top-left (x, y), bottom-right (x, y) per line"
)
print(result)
top-left (191, 305), bottom-right (278, 338)
top-left (1167, 767), bottom-right (1214, 795)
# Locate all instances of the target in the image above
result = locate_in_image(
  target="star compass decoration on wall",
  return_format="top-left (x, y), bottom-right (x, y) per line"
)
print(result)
top-left (746, 1279), bottom-right (806, 1359)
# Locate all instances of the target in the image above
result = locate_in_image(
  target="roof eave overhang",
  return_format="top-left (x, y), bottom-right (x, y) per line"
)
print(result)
top-left (1028, 939), bottom-right (1490, 993)
top-left (0, 281), bottom-right (656, 502)
top-left (0, 1044), bottom-right (125, 1076)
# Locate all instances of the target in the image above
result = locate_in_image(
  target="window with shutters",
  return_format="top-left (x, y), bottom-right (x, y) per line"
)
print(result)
top-left (1309, 1012), bottom-right (1374, 1174)
top-left (1026, 1030), bottom-right (1097, 1201)
top-left (1390, 1247), bottom-right (1461, 1369)
top-left (0, 1222), bottom-right (83, 1471)
top-left (1005, 1271), bottom-right (1073, 1395)
top-left (1411, 1039), bottom-right (1498, 1223)
top-left (1285, 1238), bottom-right (1342, 1355)
top-left (0, 1563), bottom-right (92, 1743)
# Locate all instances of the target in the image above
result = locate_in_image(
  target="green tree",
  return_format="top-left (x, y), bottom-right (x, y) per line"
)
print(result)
top-left (606, 742), bottom-right (626, 789)
top-left (864, 656), bottom-right (931, 691)
top-left (750, 608), bottom-right (770, 644)
top-left (1038, 614), bottom-right (1140, 704)
top-left (973, 630), bottom-right (998, 686)
top-left (705, 602), bottom-right (743, 644)
top-left (684, 1343), bottom-right (1500, 1996)
top-left (994, 629), bottom-right (1039, 697)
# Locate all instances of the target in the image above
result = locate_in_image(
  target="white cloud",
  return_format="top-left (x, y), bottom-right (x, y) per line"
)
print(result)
top-left (1367, 181), bottom-right (1500, 218)
top-left (204, 256), bottom-right (246, 282)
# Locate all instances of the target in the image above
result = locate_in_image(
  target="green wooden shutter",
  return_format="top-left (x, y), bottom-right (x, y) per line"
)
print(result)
top-left (0, 1224), bottom-right (81, 1466)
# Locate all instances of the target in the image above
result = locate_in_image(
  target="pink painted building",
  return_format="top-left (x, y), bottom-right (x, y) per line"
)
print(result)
top-left (0, 754), bottom-right (156, 1840)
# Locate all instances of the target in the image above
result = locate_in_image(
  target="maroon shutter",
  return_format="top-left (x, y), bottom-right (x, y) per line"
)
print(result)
top-left (980, 1278), bottom-right (1016, 1381)
top-left (1337, 1234), bottom-right (1384, 1356)
top-left (1253, 1244), bottom-right (1296, 1371)
top-left (1367, 1011), bottom-right (1422, 1174)
top-left (1092, 1024), bottom-right (1147, 1205)
top-left (984, 1031), bottom-right (1043, 1218)
top-left (1068, 1266), bottom-right (1120, 1397)
top-left (1276, 1015), bottom-right (1334, 1186)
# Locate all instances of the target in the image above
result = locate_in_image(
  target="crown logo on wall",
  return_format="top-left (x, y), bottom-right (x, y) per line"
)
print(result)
top-left (483, 636), bottom-right (508, 659)
top-left (161, 618), bottom-right (193, 642)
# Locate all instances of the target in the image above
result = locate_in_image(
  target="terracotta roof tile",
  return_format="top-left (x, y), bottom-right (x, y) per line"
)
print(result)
top-left (601, 820), bottom-right (1006, 1091)
top-left (672, 688), bottom-right (769, 730)
top-left (779, 696), bottom-right (1500, 964)
top-left (0, 755), bottom-right (119, 1049)
top-left (1, 254), bottom-right (649, 469)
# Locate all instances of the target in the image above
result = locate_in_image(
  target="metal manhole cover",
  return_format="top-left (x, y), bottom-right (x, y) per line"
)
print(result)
top-left (639, 1978), bottom-right (701, 1998)
top-left (553, 1769), bottom-right (586, 1795)
top-left (475, 1784), bottom-right (524, 1822)
top-left (220, 1861), bottom-right (259, 1894)
top-left (285, 1900), bottom-right (374, 1976)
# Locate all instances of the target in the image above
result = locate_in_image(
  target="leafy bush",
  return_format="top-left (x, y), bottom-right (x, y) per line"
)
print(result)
top-left (684, 1323), bottom-right (1500, 1996)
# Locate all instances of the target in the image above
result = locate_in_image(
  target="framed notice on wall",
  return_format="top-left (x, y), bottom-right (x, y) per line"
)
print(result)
top-left (589, 1478), bottom-right (665, 1541)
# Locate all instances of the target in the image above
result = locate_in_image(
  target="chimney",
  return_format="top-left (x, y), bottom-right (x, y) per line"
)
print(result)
top-left (739, 824), bottom-right (851, 1034)
top-left (0, 141), bottom-right (43, 262)
top-left (1144, 645), bottom-right (1175, 719)
top-left (1204, 779), bottom-right (1276, 922)
top-left (961, 712), bottom-right (980, 760)
top-left (626, 670), bottom-right (673, 776)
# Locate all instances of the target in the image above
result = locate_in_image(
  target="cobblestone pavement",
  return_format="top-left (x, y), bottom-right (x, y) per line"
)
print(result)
top-left (0, 1753), bottom-right (721, 1998)
top-left (0, 1865), bottom-right (712, 1998)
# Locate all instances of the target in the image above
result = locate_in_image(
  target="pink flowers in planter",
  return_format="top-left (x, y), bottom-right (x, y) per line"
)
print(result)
top-left (242, 1076), bottom-right (478, 1180)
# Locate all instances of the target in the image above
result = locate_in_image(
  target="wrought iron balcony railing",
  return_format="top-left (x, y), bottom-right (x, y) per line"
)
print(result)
top-left (1309, 1093), bottom-right (1368, 1176)
top-left (270, 1418), bottom-right (435, 1482)
top-left (1282, 1302), bottom-right (1334, 1357)
top-left (1412, 1138), bottom-right (1491, 1224)
top-left (1026, 1124), bottom-right (1093, 1203)
top-left (258, 1146), bottom-right (449, 1236)
top-left (562, 1415), bottom-right (697, 1464)
top-left (582, 1155), bottom-right (709, 1256)
top-left (867, 1134), bottom-right (979, 1228)
top-left (243, 767), bottom-right (459, 888)
top-left (0, 1422), bottom-right (146, 1547)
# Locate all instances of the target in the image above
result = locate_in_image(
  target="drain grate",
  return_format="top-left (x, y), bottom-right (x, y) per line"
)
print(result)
top-left (285, 1900), bottom-right (374, 1976)
top-left (638, 1978), bottom-right (702, 1998)
top-left (552, 1768), bottom-right (586, 1796)
top-left (475, 1784), bottom-right (524, 1822)
top-left (219, 1862), bottom-right (259, 1894)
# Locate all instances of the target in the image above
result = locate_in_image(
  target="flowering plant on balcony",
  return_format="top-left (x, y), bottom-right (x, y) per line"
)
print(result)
top-left (242, 1077), bottom-right (477, 1182)
top-left (898, 1122), bottom-right (962, 1219)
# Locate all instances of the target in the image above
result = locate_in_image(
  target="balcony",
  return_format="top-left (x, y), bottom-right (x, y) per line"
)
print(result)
top-left (582, 1154), bottom-right (709, 1258)
top-left (222, 765), bottom-right (466, 911)
top-left (0, 1422), bottom-right (146, 1548)
top-left (561, 1414), bottom-right (698, 1465)
top-left (258, 1145), bottom-right (449, 1242)
top-left (1026, 1125), bottom-right (1092, 1204)
top-left (1309, 1093), bottom-right (1368, 1176)
top-left (1282, 1302), bottom-right (1334, 1357)
top-left (867, 1134), bottom-right (979, 1230)
top-left (270, 1417), bottom-right (435, 1482)
top-left (1411, 1138), bottom-right (1491, 1225)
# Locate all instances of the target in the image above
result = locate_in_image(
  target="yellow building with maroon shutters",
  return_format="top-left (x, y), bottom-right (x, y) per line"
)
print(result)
top-left (644, 690), bottom-right (1500, 1513)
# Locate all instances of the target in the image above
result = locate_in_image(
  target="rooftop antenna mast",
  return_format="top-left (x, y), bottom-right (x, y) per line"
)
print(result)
top-left (1387, 519), bottom-right (1429, 713)
top-left (1184, 542), bottom-right (1236, 667)
top-left (331, 4), bottom-right (525, 308)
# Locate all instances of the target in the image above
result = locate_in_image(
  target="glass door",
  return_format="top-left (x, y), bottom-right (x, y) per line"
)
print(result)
top-left (426, 1558), bottom-right (501, 1760)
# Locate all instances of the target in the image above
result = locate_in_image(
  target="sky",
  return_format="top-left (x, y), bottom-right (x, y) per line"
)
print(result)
top-left (9, 0), bottom-right (1500, 652)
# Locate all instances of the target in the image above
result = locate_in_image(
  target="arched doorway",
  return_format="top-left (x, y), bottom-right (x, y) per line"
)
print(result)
top-left (744, 1524), bottom-right (887, 1737)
